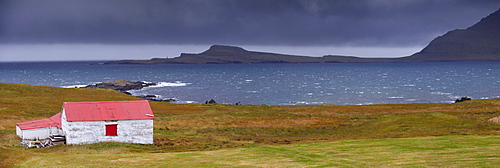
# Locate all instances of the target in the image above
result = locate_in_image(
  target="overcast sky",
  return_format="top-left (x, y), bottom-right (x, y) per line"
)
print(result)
top-left (1, 0), bottom-right (499, 61)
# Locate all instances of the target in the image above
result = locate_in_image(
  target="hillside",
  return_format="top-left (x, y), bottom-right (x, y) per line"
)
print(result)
top-left (1, 83), bottom-right (500, 166)
top-left (406, 8), bottom-right (500, 61)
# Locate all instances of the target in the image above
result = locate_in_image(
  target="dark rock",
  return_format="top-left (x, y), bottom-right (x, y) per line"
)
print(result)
top-left (455, 96), bottom-right (472, 103)
top-left (160, 98), bottom-right (177, 102)
top-left (136, 95), bottom-right (177, 102)
top-left (206, 99), bottom-right (217, 104)
top-left (136, 95), bottom-right (158, 99)
top-left (85, 80), bottom-right (156, 91)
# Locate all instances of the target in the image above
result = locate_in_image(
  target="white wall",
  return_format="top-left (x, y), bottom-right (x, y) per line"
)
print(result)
top-left (16, 125), bottom-right (22, 138)
top-left (62, 109), bottom-right (154, 145)
top-left (16, 126), bottom-right (62, 140)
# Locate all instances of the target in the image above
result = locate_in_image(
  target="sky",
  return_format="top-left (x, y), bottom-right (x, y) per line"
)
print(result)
top-left (1, 0), bottom-right (499, 61)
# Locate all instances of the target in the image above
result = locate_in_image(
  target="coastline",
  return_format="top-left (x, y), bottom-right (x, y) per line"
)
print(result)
top-left (65, 80), bottom-right (500, 106)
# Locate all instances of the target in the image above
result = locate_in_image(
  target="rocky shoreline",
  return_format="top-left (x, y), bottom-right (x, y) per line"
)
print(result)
top-left (84, 80), bottom-right (177, 102)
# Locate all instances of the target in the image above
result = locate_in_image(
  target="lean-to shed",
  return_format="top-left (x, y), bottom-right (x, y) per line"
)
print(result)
top-left (16, 113), bottom-right (62, 140)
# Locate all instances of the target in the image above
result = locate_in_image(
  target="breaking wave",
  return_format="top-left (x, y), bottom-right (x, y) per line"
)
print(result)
top-left (149, 81), bottom-right (191, 87)
top-left (60, 85), bottom-right (88, 88)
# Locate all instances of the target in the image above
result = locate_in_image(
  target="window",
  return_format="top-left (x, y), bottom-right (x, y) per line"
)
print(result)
top-left (106, 124), bottom-right (118, 136)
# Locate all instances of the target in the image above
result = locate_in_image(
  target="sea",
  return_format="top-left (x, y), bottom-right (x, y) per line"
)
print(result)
top-left (1, 61), bottom-right (499, 105)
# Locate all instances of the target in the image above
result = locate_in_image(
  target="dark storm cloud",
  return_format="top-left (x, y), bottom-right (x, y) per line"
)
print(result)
top-left (1, 0), bottom-right (499, 46)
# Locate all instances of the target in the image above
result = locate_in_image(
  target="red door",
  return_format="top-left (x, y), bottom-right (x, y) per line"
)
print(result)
top-left (106, 124), bottom-right (118, 136)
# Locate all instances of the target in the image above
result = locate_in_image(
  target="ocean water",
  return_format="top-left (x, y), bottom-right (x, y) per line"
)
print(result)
top-left (1, 61), bottom-right (499, 105)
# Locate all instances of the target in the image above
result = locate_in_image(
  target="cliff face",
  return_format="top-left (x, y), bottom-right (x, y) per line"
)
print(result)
top-left (407, 9), bottom-right (500, 61)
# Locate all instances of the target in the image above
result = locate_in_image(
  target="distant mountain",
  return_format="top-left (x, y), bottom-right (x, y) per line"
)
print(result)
top-left (165, 45), bottom-right (324, 64)
top-left (106, 9), bottom-right (500, 64)
top-left (405, 8), bottom-right (500, 61)
top-left (106, 45), bottom-right (394, 64)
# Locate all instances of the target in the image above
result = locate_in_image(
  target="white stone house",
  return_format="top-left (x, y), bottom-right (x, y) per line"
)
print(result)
top-left (16, 100), bottom-right (155, 145)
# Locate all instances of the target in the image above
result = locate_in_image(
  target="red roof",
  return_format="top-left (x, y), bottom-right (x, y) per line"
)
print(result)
top-left (63, 100), bottom-right (155, 121)
top-left (16, 113), bottom-right (62, 130)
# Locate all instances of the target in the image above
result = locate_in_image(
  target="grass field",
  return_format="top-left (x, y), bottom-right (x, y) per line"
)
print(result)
top-left (1, 83), bottom-right (499, 167)
top-left (18, 135), bottom-right (500, 167)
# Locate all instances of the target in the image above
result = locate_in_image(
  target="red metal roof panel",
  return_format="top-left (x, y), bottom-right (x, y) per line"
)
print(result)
top-left (49, 113), bottom-right (62, 129)
top-left (16, 112), bottom-right (62, 130)
top-left (63, 100), bottom-right (155, 121)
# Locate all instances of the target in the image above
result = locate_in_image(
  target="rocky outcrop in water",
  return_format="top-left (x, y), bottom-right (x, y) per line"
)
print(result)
top-left (455, 96), bottom-right (472, 103)
top-left (85, 80), bottom-right (180, 102)
top-left (205, 99), bottom-right (217, 104)
top-left (85, 80), bottom-right (156, 92)
top-left (136, 95), bottom-right (177, 102)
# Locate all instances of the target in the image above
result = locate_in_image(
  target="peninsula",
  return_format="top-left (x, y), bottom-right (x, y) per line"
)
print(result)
top-left (106, 9), bottom-right (500, 64)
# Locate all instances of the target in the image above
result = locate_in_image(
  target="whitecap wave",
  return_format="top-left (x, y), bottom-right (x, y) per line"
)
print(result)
top-left (287, 101), bottom-right (327, 105)
top-left (431, 92), bottom-right (452, 95)
top-left (355, 102), bottom-right (374, 105)
top-left (149, 81), bottom-right (191, 87)
top-left (177, 100), bottom-right (197, 104)
top-left (60, 82), bottom-right (102, 88)
top-left (61, 85), bottom-right (88, 88)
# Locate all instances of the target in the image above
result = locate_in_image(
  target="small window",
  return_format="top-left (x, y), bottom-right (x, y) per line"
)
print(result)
top-left (106, 124), bottom-right (118, 136)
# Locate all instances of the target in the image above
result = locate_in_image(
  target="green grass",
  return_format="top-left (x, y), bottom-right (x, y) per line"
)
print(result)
top-left (1, 83), bottom-right (500, 167)
top-left (18, 135), bottom-right (500, 167)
